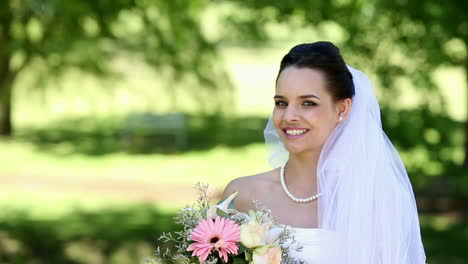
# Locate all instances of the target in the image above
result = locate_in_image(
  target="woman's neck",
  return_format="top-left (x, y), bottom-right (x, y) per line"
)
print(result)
top-left (286, 150), bottom-right (320, 186)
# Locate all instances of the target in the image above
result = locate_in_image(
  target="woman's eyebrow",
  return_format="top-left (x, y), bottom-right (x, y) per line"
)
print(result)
top-left (273, 94), bottom-right (321, 99)
top-left (299, 94), bottom-right (320, 99)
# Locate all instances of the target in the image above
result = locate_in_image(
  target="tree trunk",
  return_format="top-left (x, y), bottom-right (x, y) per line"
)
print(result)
top-left (0, 76), bottom-right (13, 137)
top-left (464, 58), bottom-right (468, 169)
top-left (0, 2), bottom-right (13, 137)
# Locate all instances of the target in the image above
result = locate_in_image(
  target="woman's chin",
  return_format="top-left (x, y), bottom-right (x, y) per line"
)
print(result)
top-left (284, 145), bottom-right (308, 154)
top-left (284, 143), bottom-right (322, 155)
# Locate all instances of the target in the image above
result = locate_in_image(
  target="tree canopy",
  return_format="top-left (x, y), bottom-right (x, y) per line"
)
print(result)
top-left (0, 0), bottom-right (230, 136)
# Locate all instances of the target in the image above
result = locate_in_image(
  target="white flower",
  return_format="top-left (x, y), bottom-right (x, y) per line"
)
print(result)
top-left (264, 227), bottom-right (283, 245)
top-left (206, 191), bottom-right (238, 219)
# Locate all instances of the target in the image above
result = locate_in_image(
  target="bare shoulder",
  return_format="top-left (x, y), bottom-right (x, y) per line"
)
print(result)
top-left (222, 169), bottom-right (279, 213)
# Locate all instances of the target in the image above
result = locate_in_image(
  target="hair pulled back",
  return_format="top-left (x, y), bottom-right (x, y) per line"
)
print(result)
top-left (277, 41), bottom-right (355, 101)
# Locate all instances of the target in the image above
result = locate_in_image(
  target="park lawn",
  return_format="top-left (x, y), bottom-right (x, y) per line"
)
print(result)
top-left (0, 139), bottom-right (270, 218)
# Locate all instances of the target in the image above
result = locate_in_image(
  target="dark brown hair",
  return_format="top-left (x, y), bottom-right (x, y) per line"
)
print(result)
top-left (277, 41), bottom-right (355, 101)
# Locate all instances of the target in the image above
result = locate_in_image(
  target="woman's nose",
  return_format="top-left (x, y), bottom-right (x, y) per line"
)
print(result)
top-left (284, 105), bottom-right (299, 122)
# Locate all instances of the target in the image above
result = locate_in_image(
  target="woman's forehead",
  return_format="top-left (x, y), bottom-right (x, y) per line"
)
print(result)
top-left (276, 67), bottom-right (329, 97)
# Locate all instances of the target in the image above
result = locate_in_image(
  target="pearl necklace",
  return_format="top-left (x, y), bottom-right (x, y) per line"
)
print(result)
top-left (280, 164), bottom-right (322, 203)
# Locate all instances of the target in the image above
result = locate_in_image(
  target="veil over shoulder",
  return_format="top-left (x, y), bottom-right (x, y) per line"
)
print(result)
top-left (264, 66), bottom-right (426, 264)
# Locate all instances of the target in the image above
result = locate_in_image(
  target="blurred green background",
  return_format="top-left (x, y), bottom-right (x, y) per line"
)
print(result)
top-left (0, 0), bottom-right (467, 263)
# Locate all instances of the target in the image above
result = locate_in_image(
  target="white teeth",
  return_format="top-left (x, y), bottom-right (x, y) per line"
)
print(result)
top-left (285, 129), bottom-right (308, 136)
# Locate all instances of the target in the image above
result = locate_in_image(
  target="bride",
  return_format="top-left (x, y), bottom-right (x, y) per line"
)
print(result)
top-left (222, 42), bottom-right (426, 263)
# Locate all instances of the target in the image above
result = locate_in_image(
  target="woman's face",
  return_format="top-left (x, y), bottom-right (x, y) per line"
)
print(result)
top-left (273, 66), bottom-right (343, 154)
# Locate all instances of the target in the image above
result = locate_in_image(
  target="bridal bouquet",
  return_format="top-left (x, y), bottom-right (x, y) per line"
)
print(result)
top-left (147, 183), bottom-right (301, 264)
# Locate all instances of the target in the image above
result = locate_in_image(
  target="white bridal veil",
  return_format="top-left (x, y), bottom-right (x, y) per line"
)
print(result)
top-left (264, 66), bottom-right (426, 263)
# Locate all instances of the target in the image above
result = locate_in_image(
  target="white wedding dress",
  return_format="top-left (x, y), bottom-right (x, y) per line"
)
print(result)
top-left (285, 227), bottom-right (333, 264)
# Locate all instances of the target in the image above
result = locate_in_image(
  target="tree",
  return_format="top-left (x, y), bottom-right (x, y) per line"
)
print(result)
top-left (0, 0), bottom-right (230, 137)
top-left (371, 0), bottom-right (468, 168)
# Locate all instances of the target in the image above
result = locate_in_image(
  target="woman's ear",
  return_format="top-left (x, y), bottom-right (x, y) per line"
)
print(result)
top-left (336, 98), bottom-right (352, 122)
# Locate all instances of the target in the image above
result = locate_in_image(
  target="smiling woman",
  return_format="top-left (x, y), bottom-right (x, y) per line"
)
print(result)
top-left (222, 41), bottom-right (426, 264)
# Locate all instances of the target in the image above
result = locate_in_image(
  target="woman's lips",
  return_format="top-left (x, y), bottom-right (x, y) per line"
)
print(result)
top-left (282, 127), bottom-right (310, 139)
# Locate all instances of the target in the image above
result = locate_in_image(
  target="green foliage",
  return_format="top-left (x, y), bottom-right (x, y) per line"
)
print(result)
top-left (3, 0), bottom-right (223, 80)
top-left (0, 205), bottom-right (178, 264)
top-left (381, 106), bottom-right (466, 192)
top-left (233, 256), bottom-right (248, 264)
top-left (0, 0), bottom-right (233, 135)
top-left (14, 114), bottom-right (268, 155)
top-left (419, 217), bottom-right (468, 264)
top-left (216, 208), bottom-right (230, 218)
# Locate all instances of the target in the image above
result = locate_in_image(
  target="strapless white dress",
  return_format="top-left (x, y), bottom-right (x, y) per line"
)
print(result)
top-left (286, 227), bottom-right (328, 264)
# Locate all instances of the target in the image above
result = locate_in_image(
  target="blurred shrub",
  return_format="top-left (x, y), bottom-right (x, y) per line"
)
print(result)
top-left (0, 205), bottom-right (178, 264)
top-left (15, 113), bottom-right (268, 155)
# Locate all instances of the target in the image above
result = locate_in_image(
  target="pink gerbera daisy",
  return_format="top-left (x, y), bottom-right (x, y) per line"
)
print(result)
top-left (187, 216), bottom-right (241, 262)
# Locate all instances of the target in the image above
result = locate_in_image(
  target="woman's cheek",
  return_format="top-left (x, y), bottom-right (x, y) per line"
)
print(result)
top-left (272, 110), bottom-right (287, 128)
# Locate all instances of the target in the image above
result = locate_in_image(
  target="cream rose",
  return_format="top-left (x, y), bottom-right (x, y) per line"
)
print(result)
top-left (252, 244), bottom-right (282, 264)
top-left (240, 220), bottom-right (269, 248)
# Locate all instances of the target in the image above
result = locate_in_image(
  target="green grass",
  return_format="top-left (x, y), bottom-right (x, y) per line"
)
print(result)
top-left (0, 140), bottom-right (269, 186)
top-left (0, 139), bottom-right (270, 218)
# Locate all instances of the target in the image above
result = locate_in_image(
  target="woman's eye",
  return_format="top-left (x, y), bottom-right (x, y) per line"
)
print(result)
top-left (303, 101), bottom-right (317, 107)
top-left (275, 101), bottom-right (287, 107)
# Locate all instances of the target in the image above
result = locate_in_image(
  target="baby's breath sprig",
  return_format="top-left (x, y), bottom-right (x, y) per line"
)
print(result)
top-left (193, 182), bottom-right (213, 215)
